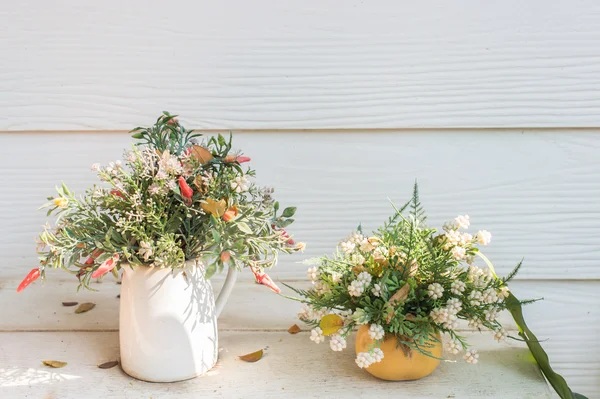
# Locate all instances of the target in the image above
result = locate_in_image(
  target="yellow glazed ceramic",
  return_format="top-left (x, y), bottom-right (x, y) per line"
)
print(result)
top-left (355, 325), bottom-right (442, 381)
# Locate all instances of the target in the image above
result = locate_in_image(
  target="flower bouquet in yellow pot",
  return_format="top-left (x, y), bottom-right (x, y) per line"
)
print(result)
top-left (287, 184), bottom-right (585, 399)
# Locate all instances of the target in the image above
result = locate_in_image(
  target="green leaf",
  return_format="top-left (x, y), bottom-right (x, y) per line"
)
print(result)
top-left (205, 263), bottom-right (217, 279)
top-left (211, 229), bottom-right (221, 243)
top-left (131, 132), bottom-right (144, 139)
top-left (281, 207), bottom-right (297, 218)
top-left (273, 202), bottom-right (280, 214)
top-left (279, 218), bottom-right (294, 228)
top-left (237, 222), bottom-right (253, 235)
top-left (505, 293), bottom-right (588, 399)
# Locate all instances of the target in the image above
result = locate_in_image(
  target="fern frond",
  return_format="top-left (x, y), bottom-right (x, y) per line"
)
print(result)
top-left (502, 259), bottom-right (524, 283)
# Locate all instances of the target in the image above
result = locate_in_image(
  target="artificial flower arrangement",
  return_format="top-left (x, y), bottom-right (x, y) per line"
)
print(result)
top-left (288, 185), bottom-right (586, 399)
top-left (19, 112), bottom-right (304, 292)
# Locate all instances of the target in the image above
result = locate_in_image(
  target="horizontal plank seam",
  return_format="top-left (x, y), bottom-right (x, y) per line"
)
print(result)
top-left (3, 127), bottom-right (600, 134)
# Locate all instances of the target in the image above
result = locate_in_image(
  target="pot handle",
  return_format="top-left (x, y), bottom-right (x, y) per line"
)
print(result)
top-left (215, 267), bottom-right (238, 318)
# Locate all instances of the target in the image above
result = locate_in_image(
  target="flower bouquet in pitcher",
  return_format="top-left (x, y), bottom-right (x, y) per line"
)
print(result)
top-left (20, 112), bottom-right (305, 382)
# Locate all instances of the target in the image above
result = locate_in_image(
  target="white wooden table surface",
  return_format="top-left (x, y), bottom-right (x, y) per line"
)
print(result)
top-left (0, 279), bottom-right (554, 398)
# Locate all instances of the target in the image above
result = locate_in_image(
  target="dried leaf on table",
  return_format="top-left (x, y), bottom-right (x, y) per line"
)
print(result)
top-left (98, 360), bottom-right (119, 369)
top-left (42, 360), bottom-right (67, 368)
top-left (74, 302), bottom-right (96, 314)
top-left (61, 301), bottom-right (78, 307)
top-left (238, 349), bottom-right (263, 363)
top-left (287, 324), bottom-right (301, 334)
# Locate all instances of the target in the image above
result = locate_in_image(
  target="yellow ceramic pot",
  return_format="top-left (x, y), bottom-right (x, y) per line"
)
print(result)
top-left (354, 325), bottom-right (442, 381)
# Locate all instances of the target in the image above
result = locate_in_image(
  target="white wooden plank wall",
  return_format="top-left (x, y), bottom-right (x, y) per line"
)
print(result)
top-left (3, 1), bottom-right (600, 130)
top-left (1, 1), bottom-right (599, 397)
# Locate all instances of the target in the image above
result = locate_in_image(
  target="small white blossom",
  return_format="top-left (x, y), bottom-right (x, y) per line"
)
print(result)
top-left (310, 327), bottom-right (325, 344)
top-left (443, 229), bottom-right (462, 250)
top-left (91, 163), bottom-right (101, 172)
top-left (348, 280), bottom-right (365, 297)
top-left (494, 328), bottom-right (508, 343)
top-left (443, 221), bottom-right (457, 232)
top-left (477, 230), bottom-right (492, 246)
top-left (138, 241), bottom-right (153, 261)
top-left (371, 283), bottom-right (382, 297)
top-left (371, 348), bottom-right (384, 363)
top-left (484, 307), bottom-right (500, 322)
top-left (451, 280), bottom-right (466, 295)
top-left (498, 286), bottom-right (510, 299)
top-left (482, 288), bottom-right (499, 304)
top-left (446, 298), bottom-right (463, 313)
top-left (468, 290), bottom-right (484, 306)
top-left (428, 283), bottom-right (444, 300)
top-left (359, 238), bottom-right (377, 252)
top-left (464, 349), bottom-right (479, 364)
top-left (148, 184), bottom-right (161, 195)
top-left (329, 334), bottom-right (347, 351)
top-left (451, 246), bottom-right (466, 260)
top-left (314, 281), bottom-right (331, 296)
top-left (467, 317), bottom-right (484, 330)
top-left (231, 175), bottom-right (249, 193)
top-left (125, 151), bottom-right (136, 162)
top-left (445, 339), bottom-right (462, 355)
top-left (430, 308), bottom-right (449, 324)
top-left (460, 232), bottom-right (473, 245)
top-left (350, 232), bottom-right (364, 243)
top-left (115, 160), bottom-right (122, 167)
top-left (340, 240), bottom-right (356, 254)
top-left (355, 352), bottom-right (374, 369)
top-left (155, 169), bottom-right (168, 181)
top-left (350, 253), bottom-right (365, 266)
top-left (368, 324), bottom-right (385, 340)
top-left (356, 271), bottom-right (372, 286)
top-left (372, 247), bottom-right (385, 259)
top-left (307, 266), bottom-right (319, 282)
top-left (455, 215), bottom-right (470, 229)
top-left (331, 273), bottom-right (342, 284)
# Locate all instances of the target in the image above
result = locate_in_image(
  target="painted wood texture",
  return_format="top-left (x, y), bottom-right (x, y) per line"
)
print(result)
top-left (0, 331), bottom-right (551, 398)
top-left (4, 1), bottom-right (600, 130)
top-left (2, 130), bottom-right (600, 280)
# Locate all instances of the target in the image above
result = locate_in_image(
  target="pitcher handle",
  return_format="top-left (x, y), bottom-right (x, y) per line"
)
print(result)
top-left (215, 267), bottom-right (238, 318)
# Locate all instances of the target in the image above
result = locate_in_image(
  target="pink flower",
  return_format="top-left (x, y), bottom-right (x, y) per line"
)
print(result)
top-left (250, 267), bottom-right (281, 294)
top-left (91, 254), bottom-right (119, 278)
top-left (17, 268), bottom-right (40, 293)
top-left (178, 176), bottom-right (193, 205)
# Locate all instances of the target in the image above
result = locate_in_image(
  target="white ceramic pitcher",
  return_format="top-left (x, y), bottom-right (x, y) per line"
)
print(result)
top-left (119, 259), bottom-right (238, 382)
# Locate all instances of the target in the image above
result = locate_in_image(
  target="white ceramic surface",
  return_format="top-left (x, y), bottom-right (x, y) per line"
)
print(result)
top-left (119, 259), bottom-right (237, 382)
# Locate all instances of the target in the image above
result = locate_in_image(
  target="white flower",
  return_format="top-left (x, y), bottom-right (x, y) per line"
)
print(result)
top-left (372, 247), bottom-right (385, 259)
top-left (455, 215), bottom-right (470, 229)
top-left (340, 240), bottom-right (356, 254)
top-left (446, 298), bottom-right (463, 314)
top-left (314, 281), bottom-right (331, 296)
top-left (464, 349), bottom-right (479, 364)
top-left (331, 273), bottom-right (342, 284)
top-left (467, 318), bottom-right (484, 330)
top-left (451, 246), bottom-right (466, 260)
top-left (355, 352), bottom-right (374, 369)
top-left (484, 307), bottom-right (499, 322)
top-left (350, 253), bottom-right (365, 266)
top-left (357, 271), bottom-right (372, 286)
top-left (368, 324), bottom-right (385, 340)
top-left (350, 232), bottom-right (364, 243)
top-left (371, 348), bottom-right (384, 363)
top-left (443, 229), bottom-right (462, 250)
top-left (427, 283), bottom-right (444, 300)
top-left (359, 238), bottom-right (377, 252)
top-left (155, 169), bottom-right (168, 181)
top-left (468, 290), bottom-right (484, 306)
top-left (91, 163), bottom-right (101, 172)
top-left (445, 339), bottom-right (462, 355)
top-left (148, 184), bottom-right (161, 195)
top-left (352, 309), bottom-right (370, 325)
top-left (451, 281), bottom-right (466, 295)
top-left (329, 334), bottom-right (347, 351)
top-left (231, 175), bottom-right (249, 193)
top-left (348, 280), bottom-right (365, 297)
top-left (125, 151), bottom-right (136, 162)
top-left (498, 286), bottom-right (510, 299)
top-left (430, 308), bottom-right (448, 324)
top-left (138, 241), bottom-right (153, 261)
top-left (310, 327), bottom-right (325, 344)
top-left (482, 288), bottom-right (499, 304)
top-left (307, 266), bottom-right (319, 282)
top-left (115, 160), bottom-right (122, 167)
top-left (371, 283), bottom-right (382, 297)
top-left (297, 304), bottom-right (312, 321)
top-left (477, 230), bottom-right (492, 246)
top-left (494, 328), bottom-right (508, 343)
